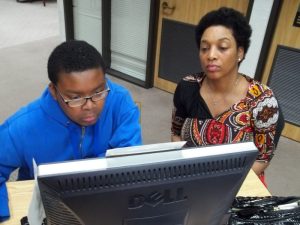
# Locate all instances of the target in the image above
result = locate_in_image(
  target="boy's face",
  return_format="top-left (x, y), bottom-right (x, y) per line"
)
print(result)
top-left (49, 68), bottom-right (107, 126)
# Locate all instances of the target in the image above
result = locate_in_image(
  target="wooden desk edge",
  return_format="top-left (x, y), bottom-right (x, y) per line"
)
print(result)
top-left (3, 169), bottom-right (270, 225)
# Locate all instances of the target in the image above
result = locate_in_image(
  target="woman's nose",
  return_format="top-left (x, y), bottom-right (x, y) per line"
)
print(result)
top-left (208, 47), bottom-right (217, 60)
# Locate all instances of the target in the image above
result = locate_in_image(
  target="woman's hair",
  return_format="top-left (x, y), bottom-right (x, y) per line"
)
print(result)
top-left (195, 7), bottom-right (252, 55)
top-left (47, 40), bottom-right (106, 85)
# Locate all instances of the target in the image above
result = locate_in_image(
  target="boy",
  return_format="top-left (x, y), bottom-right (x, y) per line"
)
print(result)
top-left (0, 40), bottom-right (142, 221)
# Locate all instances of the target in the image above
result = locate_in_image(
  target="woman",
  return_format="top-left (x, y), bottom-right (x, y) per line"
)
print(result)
top-left (171, 7), bottom-right (284, 185)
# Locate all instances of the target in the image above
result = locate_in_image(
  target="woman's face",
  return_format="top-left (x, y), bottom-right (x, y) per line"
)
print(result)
top-left (199, 25), bottom-right (244, 79)
top-left (49, 68), bottom-right (107, 127)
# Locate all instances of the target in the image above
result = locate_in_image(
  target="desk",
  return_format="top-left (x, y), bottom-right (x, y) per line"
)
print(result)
top-left (3, 170), bottom-right (270, 225)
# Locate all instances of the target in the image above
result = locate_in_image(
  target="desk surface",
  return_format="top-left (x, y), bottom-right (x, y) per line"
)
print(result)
top-left (4, 170), bottom-right (270, 225)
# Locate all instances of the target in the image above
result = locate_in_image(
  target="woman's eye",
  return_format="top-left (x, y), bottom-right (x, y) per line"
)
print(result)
top-left (219, 46), bottom-right (228, 51)
top-left (200, 47), bottom-right (209, 52)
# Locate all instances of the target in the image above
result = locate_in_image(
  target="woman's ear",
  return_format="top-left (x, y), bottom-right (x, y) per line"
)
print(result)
top-left (238, 47), bottom-right (245, 62)
top-left (48, 83), bottom-right (58, 100)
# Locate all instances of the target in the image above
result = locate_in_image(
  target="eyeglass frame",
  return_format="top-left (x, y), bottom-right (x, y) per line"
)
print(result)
top-left (54, 83), bottom-right (110, 108)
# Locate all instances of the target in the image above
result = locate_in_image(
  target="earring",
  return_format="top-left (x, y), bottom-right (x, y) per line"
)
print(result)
top-left (238, 58), bottom-right (241, 62)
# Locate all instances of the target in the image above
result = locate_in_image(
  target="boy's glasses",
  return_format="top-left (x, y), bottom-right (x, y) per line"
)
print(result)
top-left (54, 84), bottom-right (110, 108)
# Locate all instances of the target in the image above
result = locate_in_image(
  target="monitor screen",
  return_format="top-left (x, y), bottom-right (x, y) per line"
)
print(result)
top-left (37, 142), bottom-right (257, 225)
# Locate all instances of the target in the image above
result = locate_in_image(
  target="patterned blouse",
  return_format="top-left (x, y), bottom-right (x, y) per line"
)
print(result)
top-left (172, 73), bottom-right (284, 162)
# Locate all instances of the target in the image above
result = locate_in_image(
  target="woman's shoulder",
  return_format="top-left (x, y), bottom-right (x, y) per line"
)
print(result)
top-left (174, 73), bottom-right (204, 95)
top-left (243, 74), bottom-right (275, 99)
top-left (174, 73), bottom-right (204, 98)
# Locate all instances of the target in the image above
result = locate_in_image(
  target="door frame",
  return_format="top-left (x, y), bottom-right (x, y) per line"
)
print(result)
top-left (254, 0), bottom-right (283, 81)
top-left (63, 0), bottom-right (159, 88)
top-left (63, 0), bottom-right (74, 41)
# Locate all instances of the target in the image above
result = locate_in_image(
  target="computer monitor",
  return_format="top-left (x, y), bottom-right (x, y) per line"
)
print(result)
top-left (37, 142), bottom-right (258, 225)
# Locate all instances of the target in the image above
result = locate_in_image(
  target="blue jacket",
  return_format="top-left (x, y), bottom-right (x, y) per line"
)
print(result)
top-left (0, 78), bottom-right (142, 221)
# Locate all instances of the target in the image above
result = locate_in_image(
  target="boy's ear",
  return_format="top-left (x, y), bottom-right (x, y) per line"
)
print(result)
top-left (48, 83), bottom-right (58, 100)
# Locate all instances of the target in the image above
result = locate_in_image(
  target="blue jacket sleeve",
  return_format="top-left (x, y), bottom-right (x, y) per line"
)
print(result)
top-left (109, 93), bottom-right (142, 148)
top-left (0, 122), bottom-right (22, 221)
top-left (0, 184), bottom-right (9, 222)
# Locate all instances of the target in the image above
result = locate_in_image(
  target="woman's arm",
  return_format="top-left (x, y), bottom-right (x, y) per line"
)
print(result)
top-left (250, 83), bottom-right (283, 175)
top-left (252, 161), bottom-right (269, 176)
top-left (171, 134), bottom-right (182, 142)
top-left (171, 80), bottom-right (186, 142)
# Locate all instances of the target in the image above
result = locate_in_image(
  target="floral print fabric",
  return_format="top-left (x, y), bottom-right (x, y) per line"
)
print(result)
top-left (172, 73), bottom-right (284, 162)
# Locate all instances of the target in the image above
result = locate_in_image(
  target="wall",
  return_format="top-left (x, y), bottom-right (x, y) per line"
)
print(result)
top-left (57, 0), bottom-right (66, 41)
top-left (239, 0), bottom-right (274, 77)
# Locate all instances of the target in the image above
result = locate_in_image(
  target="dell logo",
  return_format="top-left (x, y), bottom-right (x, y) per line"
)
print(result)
top-left (128, 188), bottom-right (187, 209)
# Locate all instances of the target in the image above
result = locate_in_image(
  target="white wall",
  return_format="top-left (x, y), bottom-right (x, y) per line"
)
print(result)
top-left (57, 0), bottom-right (66, 41)
top-left (239, 0), bottom-right (274, 77)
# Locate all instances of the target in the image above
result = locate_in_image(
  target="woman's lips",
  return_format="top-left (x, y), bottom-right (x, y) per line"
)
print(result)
top-left (206, 65), bottom-right (220, 72)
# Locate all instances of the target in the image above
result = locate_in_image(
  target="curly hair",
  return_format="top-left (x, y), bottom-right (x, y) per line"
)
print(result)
top-left (195, 7), bottom-right (252, 55)
top-left (47, 40), bottom-right (106, 84)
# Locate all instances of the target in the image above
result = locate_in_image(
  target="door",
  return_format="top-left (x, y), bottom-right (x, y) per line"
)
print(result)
top-left (73, 0), bottom-right (102, 53)
top-left (110, 0), bottom-right (151, 82)
top-left (153, 0), bottom-right (250, 93)
top-left (261, 0), bottom-right (300, 142)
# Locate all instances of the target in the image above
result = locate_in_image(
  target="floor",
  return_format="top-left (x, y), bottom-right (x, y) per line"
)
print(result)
top-left (0, 0), bottom-right (299, 196)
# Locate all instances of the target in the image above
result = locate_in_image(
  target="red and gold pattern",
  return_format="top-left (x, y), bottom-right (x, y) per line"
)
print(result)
top-left (173, 74), bottom-right (280, 162)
